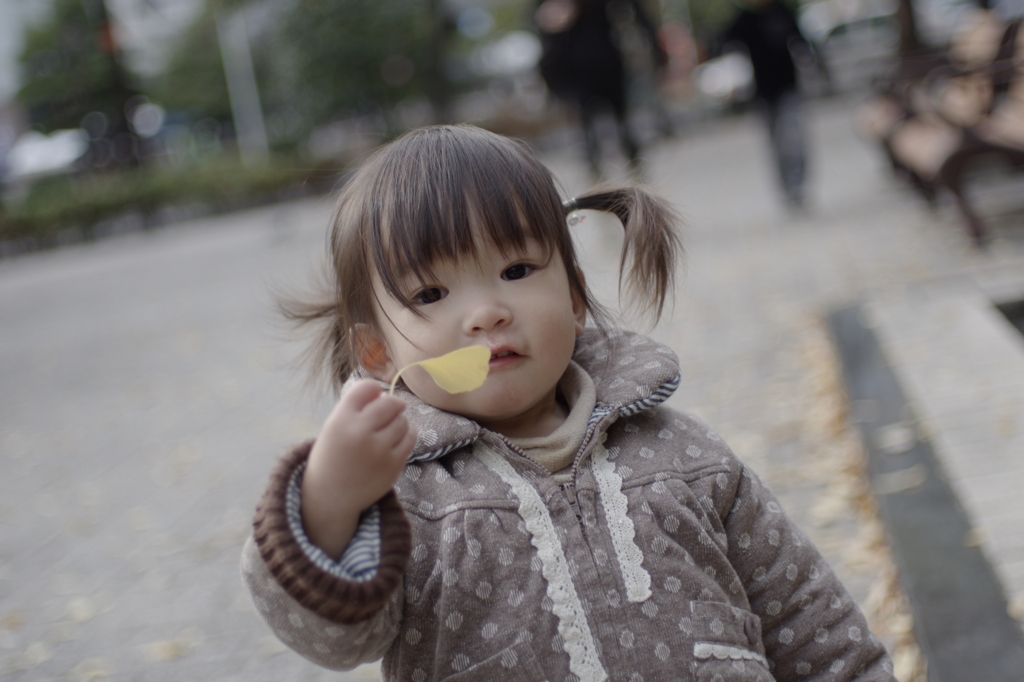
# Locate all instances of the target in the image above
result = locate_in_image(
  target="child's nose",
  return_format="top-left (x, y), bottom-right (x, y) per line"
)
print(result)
top-left (465, 298), bottom-right (511, 333)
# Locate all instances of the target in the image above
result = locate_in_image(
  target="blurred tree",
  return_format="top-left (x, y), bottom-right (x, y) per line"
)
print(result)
top-left (152, 3), bottom-right (234, 124)
top-left (16, 0), bottom-right (138, 134)
top-left (272, 0), bottom-right (436, 134)
top-left (685, 0), bottom-right (749, 50)
top-left (153, 0), bottom-right (442, 144)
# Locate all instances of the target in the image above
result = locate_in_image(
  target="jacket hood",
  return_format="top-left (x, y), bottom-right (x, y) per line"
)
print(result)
top-left (393, 327), bottom-right (681, 463)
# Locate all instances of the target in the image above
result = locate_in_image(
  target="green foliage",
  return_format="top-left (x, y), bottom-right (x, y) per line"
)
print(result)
top-left (151, 4), bottom-right (233, 123)
top-left (687, 0), bottom-right (741, 43)
top-left (153, 0), bottom-right (434, 143)
top-left (272, 0), bottom-right (433, 132)
top-left (17, 0), bottom-right (136, 132)
top-left (0, 155), bottom-right (343, 245)
top-left (490, 0), bottom-right (532, 33)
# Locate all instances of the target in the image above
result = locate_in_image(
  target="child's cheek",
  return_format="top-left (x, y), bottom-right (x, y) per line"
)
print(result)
top-left (403, 372), bottom-right (453, 410)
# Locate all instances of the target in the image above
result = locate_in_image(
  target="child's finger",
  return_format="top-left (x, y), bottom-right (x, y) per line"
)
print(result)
top-left (377, 411), bottom-right (413, 450)
top-left (395, 424), bottom-right (418, 457)
top-left (381, 423), bottom-right (417, 469)
top-left (339, 379), bottom-right (383, 412)
top-left (360, 393), bottom-right (408, 431)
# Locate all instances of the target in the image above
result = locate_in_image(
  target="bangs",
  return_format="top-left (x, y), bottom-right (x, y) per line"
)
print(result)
top-left (360, 126), bottom-right (569, 307)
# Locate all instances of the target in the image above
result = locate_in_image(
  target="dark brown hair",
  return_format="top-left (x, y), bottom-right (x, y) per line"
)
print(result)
top-left (283, 124), bottom-right (682, 388)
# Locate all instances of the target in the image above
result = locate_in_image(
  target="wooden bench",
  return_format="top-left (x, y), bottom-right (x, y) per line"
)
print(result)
top-left (857, 10), bottom-right (1024, 245)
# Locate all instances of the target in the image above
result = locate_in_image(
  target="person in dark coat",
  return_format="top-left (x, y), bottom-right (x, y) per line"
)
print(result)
top-left (723, 0), bottom-right (812, 207)
top-left (536, 0), bottom-right (664, 179)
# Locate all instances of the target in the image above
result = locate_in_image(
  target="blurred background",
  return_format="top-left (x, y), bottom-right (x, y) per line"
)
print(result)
top-left (3, 1), bottom-right (1024, 681)
top-left (1, 0), bottom-right (1016, 247)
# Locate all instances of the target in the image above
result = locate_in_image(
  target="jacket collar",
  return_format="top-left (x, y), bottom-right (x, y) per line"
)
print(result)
top-left (390, 327), bottom-right (681, 463)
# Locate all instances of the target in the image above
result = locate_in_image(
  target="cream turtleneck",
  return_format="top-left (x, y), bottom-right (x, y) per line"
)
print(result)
top-left (507, 361), bottom-right (597, 483)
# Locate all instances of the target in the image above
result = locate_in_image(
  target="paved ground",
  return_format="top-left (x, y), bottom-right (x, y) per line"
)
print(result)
top-left (2, 93), bottom-right (1023, 680)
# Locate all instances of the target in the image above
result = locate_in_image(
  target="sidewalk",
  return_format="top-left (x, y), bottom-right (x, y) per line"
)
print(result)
top-left (1, 93), bottom-right (1023, 680)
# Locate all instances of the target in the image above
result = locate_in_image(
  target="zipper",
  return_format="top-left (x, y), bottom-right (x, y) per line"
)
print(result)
top-left (492, 433), bottom-right (544, 471)
top-left (562, 480), bottom-right (582, 521)
top-left (561, 412), bottom-right (609, 521)
top-left (491, 409), bottom-right (612, 525)
top-left (491, 432), bottom-right (586, 522)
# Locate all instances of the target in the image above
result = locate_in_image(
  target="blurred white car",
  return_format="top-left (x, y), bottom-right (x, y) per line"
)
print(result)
top-left (3, 129), bottom-right (89, 183)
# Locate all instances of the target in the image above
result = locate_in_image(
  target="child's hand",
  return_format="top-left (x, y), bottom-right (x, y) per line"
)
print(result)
top-left (300, 379), bottom-right (417, 559)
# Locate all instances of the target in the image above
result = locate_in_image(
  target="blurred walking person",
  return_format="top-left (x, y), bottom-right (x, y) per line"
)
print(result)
top-left (535, 0), bottom-right (665, 180)
top-left (722, 0), bottom-right (813, 208)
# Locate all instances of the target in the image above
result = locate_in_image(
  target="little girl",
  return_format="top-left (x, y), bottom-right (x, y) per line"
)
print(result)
top-left (242, 125), bottom-right (895, 682)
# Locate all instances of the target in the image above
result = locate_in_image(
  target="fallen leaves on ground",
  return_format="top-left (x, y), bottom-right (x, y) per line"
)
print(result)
top-left (799, 317), bottom-right (927, 682)
top-left (143, 626), bottom-right (204, 662)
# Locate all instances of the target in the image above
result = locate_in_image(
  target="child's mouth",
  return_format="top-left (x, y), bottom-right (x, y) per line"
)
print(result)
top-left (489, 349), bottom-right (520, 366)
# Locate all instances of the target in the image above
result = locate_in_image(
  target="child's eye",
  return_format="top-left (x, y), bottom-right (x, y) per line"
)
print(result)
top-left (502, 263), bottom-right (534, 281)
top-left (412, 287), bottom-right (447, 305)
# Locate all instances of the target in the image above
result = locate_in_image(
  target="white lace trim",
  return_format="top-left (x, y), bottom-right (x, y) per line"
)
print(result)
top-left (694, 642), bottom-right (769, 668)
top-left (474, 444), bottom-right (607, 682)
top-left (592, 444), bottom-right (652, 603)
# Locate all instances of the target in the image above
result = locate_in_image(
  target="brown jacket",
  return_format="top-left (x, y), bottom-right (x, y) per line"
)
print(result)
top-left (242, 328), bottom-right (895, 682)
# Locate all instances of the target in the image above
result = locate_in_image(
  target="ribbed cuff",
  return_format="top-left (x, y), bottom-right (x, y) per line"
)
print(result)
top-left (285, 463), bottom-right (382, 581)
top-left (252, 440), bottom-right (412, 624)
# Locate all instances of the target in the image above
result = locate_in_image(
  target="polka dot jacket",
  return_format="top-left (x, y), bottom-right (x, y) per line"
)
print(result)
top-left (242, 328), bottom-right (896, 682)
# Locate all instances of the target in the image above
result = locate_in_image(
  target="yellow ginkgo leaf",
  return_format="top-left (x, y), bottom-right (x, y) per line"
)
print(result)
top-left (390, 346), bottom-right (491, 395)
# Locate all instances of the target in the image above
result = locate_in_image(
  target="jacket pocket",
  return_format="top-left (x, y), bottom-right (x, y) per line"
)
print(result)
top-left (684, 601), bottom-right (775, 682)
top-left (440, 641), bottom-right (549, 682)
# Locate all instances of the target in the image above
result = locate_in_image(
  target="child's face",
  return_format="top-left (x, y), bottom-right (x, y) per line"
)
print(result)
top-left (363, 237), bottom-right (586, 436)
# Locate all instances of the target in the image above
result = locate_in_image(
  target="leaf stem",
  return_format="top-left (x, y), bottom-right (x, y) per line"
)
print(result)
top-left (389, 361), bottom-right (421, 396)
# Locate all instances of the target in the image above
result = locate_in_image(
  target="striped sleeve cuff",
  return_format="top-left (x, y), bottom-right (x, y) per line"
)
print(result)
top-left (251, 439), bottom-right (412, 624)
top-left (285, 463), bottom-right (381, 582)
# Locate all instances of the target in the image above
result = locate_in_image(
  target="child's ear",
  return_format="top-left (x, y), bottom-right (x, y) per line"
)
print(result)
top-left (353, 324), bottom-right (394, 381)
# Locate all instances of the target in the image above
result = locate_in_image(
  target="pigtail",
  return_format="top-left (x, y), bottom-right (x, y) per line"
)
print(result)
top-left (568, 186), bottom-right (683, 323)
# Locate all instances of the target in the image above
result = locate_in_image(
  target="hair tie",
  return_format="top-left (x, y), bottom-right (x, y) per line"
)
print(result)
top-left (562, 197), bottom-right (579, 214)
